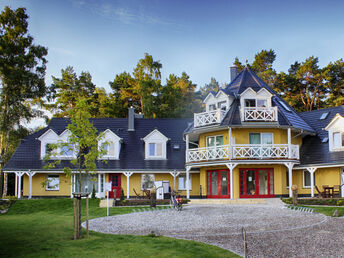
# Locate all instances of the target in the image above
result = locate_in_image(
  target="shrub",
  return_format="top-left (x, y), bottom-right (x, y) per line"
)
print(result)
top-left (91, 185), bottom-right (96, 199)
top-left (120, 188), bottom-right (125, 202)
top-left (337, 199), bottom-right (344, 206)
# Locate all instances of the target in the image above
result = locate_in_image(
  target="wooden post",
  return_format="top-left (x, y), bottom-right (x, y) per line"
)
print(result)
top-left (291, 185), bottom-right (298, 206)
top-left (86, 195), bottom-right (89, 238)
top-left (73, 198), bottom-right (77, 240)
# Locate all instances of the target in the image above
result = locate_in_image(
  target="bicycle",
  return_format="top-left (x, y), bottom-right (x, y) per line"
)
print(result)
top-left (170, 190), bottom-right (182, 211)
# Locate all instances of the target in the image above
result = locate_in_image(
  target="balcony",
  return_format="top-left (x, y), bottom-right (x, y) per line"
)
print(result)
top-left (194, 109), bottom-right (226, 128)
top-left (186, 144), bottom-right (299, 163)
top-left (241, 107), bottom-right (278, 122)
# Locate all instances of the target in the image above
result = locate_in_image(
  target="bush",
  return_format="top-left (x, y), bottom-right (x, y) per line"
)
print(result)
top-left (120, 188), bottom-right (125, 202)
top-left (281, 198), bottom-right (293, 205)
top-left (283, 198), bottom-right (344, 206)
top-left (337, 199), bottom-right (344, 206)
top-left (91, 185), bottom-right (96, 199)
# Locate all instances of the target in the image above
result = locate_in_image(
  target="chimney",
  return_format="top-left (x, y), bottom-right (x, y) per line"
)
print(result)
top-left (230, 66), bottom-right (238, 82)
top-left (128, 107), bottom-right (135, 131)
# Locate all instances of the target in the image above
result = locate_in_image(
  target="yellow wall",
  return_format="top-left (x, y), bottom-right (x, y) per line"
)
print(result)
top-left (111, 172), bottom-right (200, 197)
top-left (292, 167), bottom-right (341, 195)
top-left (23, 173), bottom-right (71, 197)
top-left (198, 128), bottom-right (302, 148)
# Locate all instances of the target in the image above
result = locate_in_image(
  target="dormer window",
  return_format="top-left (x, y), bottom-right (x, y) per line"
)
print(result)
top-left (325, 113), bottom-right (344, 152)
top-left (143, 129), bottom-right (168, 160)
top-left (245, 99), bottom-right (256, 107)
top-left (98, 129), bottom-right (122, 160)
top-left (61, 144), bottom-right (74, 157)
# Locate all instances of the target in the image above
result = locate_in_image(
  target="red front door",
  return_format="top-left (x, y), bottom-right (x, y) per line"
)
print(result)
top-left (207, 170), bottom-right (230, 198)
top-left (239, 168), bottom-right (274, 198)
top-left (108, 174), bottom-right (121, 198)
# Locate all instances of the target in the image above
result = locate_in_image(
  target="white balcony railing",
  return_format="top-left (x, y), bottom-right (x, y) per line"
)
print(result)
top-left (186, 144), bottom-right (299, 163)
top-left (242, 107), bottom-right (278, 122)
top-left (194, 109), bottom-right (226, 128)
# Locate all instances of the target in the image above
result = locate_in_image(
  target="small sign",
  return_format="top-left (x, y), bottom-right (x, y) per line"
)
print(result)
top-left (104, 182), bottom-right (112, 192)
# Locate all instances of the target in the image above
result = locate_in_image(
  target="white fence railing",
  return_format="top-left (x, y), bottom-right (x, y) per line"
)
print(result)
top-left (242, 107), bottom-right (278, 122)
top-left (186, 144), bottom-right (299, 162)
top-left (194, 109), bottom-right (226, 127)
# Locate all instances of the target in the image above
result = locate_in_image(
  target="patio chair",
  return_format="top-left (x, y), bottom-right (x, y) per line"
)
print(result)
top-left (333, 185), bottom-right (340, 198)
top-left (315, 185), bottom-right (326, 198)
top-left (133, 188), bottom-right (143, 199)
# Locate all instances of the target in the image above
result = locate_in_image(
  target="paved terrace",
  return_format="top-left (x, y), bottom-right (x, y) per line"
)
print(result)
top-left (87, 201), bottom-right (344, 257)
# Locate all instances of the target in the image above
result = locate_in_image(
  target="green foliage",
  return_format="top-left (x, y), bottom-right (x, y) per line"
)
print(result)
top-left (0, 6), bottom-right (47, 166)
top-left (283, 198), bottom-right (344, 206)
top-left (323, 59), bottom-right (344, 107)
top-left (120, 188), bottom-right (125, 201)
top-left (199, 77), bottom-right (220, 100)
top-left (91, 185), bottom-right (96, 199)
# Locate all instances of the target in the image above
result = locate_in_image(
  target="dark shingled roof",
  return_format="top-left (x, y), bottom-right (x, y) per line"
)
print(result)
top-left (4, 117), bottom-right (192, 171)
top-left (186, 67), bottom-right (314, 133)
top-left (298, 106), bottom-right (344, 166)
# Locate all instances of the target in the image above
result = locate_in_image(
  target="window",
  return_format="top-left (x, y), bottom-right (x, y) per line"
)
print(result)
top-left (322, 137), bottom-right (329, 143)
top-left (141, 174), bottom-right (155, 190)
top-left (208, 104), bottom-right (216, 111)
top-left (217, 101), bottom-right (227, 111)
top-left (45, 143), bottom-right (54, 155)
top-left (303, 170), bottom-right (315, 188)
top-left (46, 175), bottom-right (59, 191)
top-left (333, 132), bottom-right (344, 149)
top-left (103, 142), bottom-right (115, 156)
top-left (149, 143), bottom-right (162, 157)
top-left (245, 99), bottom-right (256, 107)
top-left (206, 135), bottom-right (223, 147)
top-left (143, 129), bottom-right (168, 160)
top-left (178, 174), bottom-right (192, 190)
top-left (257, 99), bottom-right (267, 107)
top-left (320, 112), bottom-right (329, 120)
top-left (249, 133), bottom-right (273, 144)
top-left (286, 171), bottom-right (289, 188)
top-left (61, 144), bottom-right (74, 157)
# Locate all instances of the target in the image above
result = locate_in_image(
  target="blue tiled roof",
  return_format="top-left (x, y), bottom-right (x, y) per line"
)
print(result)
top-left (5, 117), bottom-right (192, 171)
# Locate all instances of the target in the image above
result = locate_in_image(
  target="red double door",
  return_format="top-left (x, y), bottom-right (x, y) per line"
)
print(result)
top-left (108, 173), bottom-right (121, 198)
top-left (206, 168), bottom-right (275, 198)
top-left (207, 170), bottom-right (230, 198)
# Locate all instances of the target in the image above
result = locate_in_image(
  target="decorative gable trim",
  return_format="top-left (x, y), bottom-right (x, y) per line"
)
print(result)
top-left (324, 113), bottom-right (344, 131)
top-left (203, 92), bottom-right (216, 104)
top-left (143, 129), bottom-right (169, 142)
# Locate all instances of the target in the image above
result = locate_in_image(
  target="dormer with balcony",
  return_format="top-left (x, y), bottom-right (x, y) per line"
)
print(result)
top-left (239, 87), bottom-right (278, 122)
top-left (194, 90), bottom-right (233, 128)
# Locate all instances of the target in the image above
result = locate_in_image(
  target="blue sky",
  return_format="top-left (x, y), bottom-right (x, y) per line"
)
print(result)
top-left (2, 0), bottom-right (344, 91)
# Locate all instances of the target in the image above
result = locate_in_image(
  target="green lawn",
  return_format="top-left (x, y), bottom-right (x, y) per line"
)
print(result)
top-left (303, 205), bottom-right (344, 217)
top-left (0, 199), bottom-right (239, 257)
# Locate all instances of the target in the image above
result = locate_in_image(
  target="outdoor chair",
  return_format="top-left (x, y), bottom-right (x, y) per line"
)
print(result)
top-left (333, 185), bottom-right (340, 197)
top-left (315, 185), bottom-right (326, 198)
top-left (133, 188), bottom-right (143, 199)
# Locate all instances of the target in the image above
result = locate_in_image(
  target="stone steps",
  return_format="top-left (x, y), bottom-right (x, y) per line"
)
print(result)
top-left (189, 198), bottom-right (267, 205)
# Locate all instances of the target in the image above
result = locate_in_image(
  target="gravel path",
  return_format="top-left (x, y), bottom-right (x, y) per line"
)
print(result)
top-left (86, 203), bottom-right (344, 257)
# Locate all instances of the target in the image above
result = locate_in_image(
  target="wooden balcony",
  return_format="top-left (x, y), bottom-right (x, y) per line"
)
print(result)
top-left (241, 107), bottom-right (278, 122)
top-left (194, 109), bottom-right (226, 128)
top-left (186, 144), bottom-right (299, 163)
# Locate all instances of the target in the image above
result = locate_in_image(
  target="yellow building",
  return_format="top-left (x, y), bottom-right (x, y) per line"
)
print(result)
top-left (3, 67), bottom-right (344, 200)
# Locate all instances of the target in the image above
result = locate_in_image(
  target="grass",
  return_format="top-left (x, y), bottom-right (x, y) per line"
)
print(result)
top-left (0, 199), bottom-right (239, 257)
top-left (302, 205), bottom-right (344, 217)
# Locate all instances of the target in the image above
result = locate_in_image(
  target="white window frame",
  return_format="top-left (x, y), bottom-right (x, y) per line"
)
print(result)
top-left (178, 174), bottom-right (192, 190)
top-left (46, 175), bottom-right (60, 191)
top-left (206, 135), bottom-right (224, 147)
top-left (249, 132), bottom-right (274, 144)
top-left (303, 170), bottom-right (315, 188)
top-left (332, 132), bottom-right (344, 150)
top-left (141, 174), bottom-right (155, 190)
top-left (143, 129), bottom-right (168, 160)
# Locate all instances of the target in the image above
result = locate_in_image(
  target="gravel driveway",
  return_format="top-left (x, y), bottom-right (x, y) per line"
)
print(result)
top-left (86, 203), bottom-right (344, 257)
